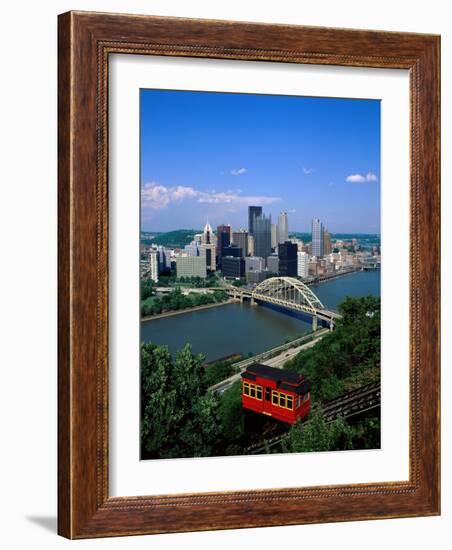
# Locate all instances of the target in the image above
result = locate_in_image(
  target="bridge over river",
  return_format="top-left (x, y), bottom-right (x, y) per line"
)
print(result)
top-left (225, 276), bottom-right (341, 330)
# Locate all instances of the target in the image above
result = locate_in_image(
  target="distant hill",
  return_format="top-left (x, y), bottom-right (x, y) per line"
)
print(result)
top-left (142, 229), bottom-right (201, 249)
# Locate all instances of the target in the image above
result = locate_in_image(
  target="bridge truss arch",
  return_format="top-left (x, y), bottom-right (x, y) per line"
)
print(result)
top-left (252, 277), bottom-right (325, 314)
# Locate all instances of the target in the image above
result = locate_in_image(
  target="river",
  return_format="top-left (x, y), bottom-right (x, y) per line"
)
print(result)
top-left (140, 269), bottom-right (380, 362)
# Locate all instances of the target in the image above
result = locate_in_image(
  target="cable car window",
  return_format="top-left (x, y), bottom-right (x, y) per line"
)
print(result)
top-left (279, 394), bottom-right (286, 407)
top-left (256, 386), bottom-right (263, 400)
top-left (272, 391), bottom-right (278, 405)
top-left (250, 386), bottom-right (256, 398)
top-left (243, 382), bottom-right (250, 396)
top-left (286, 396), bottom-right (293, 410)
top-left (265, 388), bottom-right (271, 401)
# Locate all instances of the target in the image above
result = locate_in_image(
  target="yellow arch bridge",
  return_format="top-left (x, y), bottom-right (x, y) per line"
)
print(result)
top-left (226, 276), bottom-right (341, 330)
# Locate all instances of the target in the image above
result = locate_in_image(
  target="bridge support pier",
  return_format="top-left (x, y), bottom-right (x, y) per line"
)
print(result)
top-left (250, 297), bottom-right (256, 306)
top-left (312, 316), bottom-right (318, 331)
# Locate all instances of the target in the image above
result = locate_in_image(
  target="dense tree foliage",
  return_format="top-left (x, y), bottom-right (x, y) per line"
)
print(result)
top-left (141, 343), bottom-right (221, 458)
top-left (283, 405), bottom-right (380, 453)
top-left (140, 279), bottom-right (156, 300)
top-left (141, 288), bottom-right (228, 317)
top-left (283, 404), bottom-right (354, 453)
top-left (204, 359), bottom-right (237, 388)
top-left (285, 295), bottom-right (380, 401)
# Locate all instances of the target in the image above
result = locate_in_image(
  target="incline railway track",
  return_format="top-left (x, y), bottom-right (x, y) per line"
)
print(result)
top-left (244, 381), bottom-right (380, 455)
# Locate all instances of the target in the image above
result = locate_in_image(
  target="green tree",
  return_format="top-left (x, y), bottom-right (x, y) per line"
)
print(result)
top-left (284, 404), bottom-right (353, 453)
top-left (140, 342), bottom-right (221, 459)
top-left (218, 381), bottom-right (245, 453)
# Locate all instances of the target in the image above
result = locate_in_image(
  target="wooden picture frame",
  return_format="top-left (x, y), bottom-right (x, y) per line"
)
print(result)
top-left (58, 11), bottom-right (440, 538)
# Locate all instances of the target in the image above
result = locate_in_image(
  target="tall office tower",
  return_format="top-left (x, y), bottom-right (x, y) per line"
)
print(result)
top-left (253, 213), bottom-right (272, 259)
top-left (216, 224), bottom-right (231, 263)
top-left (323, 229), bottom-right (332, 255)
top-left (248, 234), bottom-right (254, 256)
top-left (232, 230), bottom-right (248, 257)
top-left (311, 217), bottom-right (325, 258)
top-left (278, 241), bottom-right (298, 277)
top-left (200, 221), bottom-right (216, 272)
top-left (149, 250), bottom-right (159, 283)
top-left (271, 223), bottom-right (278, 249)
top-left (297, 251), bottom-right (309, 278)
top-left (277, 211), bottom-right (289, 244)
top-left (248, 206), bottom-right (262, 236)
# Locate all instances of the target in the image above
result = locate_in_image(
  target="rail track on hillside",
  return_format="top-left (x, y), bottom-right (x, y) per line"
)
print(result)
top-left (244, 382), bottom-right (380, 455)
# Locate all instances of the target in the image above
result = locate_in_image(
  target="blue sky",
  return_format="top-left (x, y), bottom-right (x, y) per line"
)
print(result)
top-left (140, 89), bottom-right (380, 233)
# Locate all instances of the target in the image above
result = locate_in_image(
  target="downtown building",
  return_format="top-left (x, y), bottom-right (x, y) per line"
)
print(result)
top-left (200, 222), bottom-right (216, 272)
top-left (176, 255), bottom-right (207, 279)
top-left (277, 212), bottom-right (289, 244)
top-left (216, 224), bottom-right (231, 265)
top-left (221, 256), bottom-right (245, 279)
top-left (248, 206), bottom-right (263, 236)
top-left (311, 217), bottom-right (325, 258)
top-left (148, 250), bottom-right (159, 283)
top-left (253, 213), bottom-right (272, 259)
top-left (278, 241), bottom-right (298, 277)
top-left (232, 229), bottom-right (248, 257)
top-left (297, 251), bottom-right (309, 278)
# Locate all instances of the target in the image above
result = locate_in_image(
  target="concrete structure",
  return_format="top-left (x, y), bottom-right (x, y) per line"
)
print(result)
top-left (200, 221), bottom-right (216, 272)
top-left (246, 270), bottom-right (266, 284)
top-left (248, 206), bottom-right (262, 236)
top-left (277, 211), bottom-right (289, 244)
top-left (245, 256), bottom-right (264, 273)
top-left (247, 234), bottom-right (254, 256)
top-left (297, 251), bottom-right (309, 278)
top-left (312, 217), bottom-right (325, 258)
top-left (149, 250), bottom-right (159, 283)
top-left (184, 241), bottom-right (201, 257)
top-left (271, 223), bottom-right (278, 249)
top-left (266, 254), bottom-right (279, 274)
top-left (176, 255), bottom-right (207, 279)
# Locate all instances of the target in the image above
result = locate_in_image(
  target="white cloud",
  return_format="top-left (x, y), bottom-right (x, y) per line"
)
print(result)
top-left (141, 182), bottom-right (280, 210)
top-left (230, 168), bottom-right (248, 176)
top-left (346, 172), bottom-right (378, 183)
top-left (303, 167), bottom-right (314, 175)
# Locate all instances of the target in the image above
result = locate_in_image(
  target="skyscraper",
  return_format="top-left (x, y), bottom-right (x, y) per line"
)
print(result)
top-left (323, 229), bottom-right (332, 255)
top-left (200, 221), bottom-right (216, 271)
top-left (253, 213), bottom-right (272, 259)
top-left (271, 224), bottom-right (278, 249)
top-left (297, 251), bottom-right (309, 278)
top-left (216, 224), bottom-right (231, 264)
top-left (232, 230), bottom-right (248, 257)
top-left (248, 206), bottom-right (262, 236)
top-left (278, 241), bottom-right (298, 277)
top-left (149, 250), bottom-right (159, 283)
top-left (277, 212), bottom-right (289, 244)
top-left (311, 217), bottom-right (324, 258)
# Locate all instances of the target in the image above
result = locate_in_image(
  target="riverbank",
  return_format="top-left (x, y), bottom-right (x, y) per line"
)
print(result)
top-left (141, 298), bottom-right (235, 322)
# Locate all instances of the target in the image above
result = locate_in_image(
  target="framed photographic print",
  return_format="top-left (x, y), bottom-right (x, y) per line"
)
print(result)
top-left (58, 11), bottom-right (440, 538)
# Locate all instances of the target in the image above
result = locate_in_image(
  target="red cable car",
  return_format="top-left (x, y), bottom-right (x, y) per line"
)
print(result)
top-left (241, 363), bottom-right (310, 425)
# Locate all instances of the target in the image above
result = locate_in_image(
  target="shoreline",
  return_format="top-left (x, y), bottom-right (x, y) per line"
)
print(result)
top-left (141, 298), bottom-right (236, 322)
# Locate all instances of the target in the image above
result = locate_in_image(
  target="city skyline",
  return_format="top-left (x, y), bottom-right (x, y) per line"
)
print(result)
top-left (141, 89), bottom-right (381, 233)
